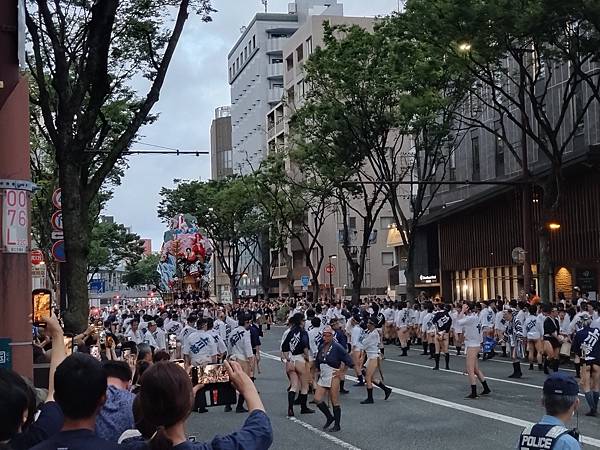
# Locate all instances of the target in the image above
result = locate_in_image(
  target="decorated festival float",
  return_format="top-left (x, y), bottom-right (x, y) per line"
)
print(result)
top-left (157, 213), bottom-right (213, 301)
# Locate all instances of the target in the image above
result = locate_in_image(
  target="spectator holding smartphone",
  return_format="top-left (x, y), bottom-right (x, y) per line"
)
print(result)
top-left (121, 360), bottom-right (272, 450)
top-left (2, 314), bottom-right (66, 450)
top-left (30, 353), bottom-right (120, 450)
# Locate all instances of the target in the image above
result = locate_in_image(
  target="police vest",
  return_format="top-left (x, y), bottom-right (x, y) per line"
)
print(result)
top-left (519, 424), bottom-right (571, 450)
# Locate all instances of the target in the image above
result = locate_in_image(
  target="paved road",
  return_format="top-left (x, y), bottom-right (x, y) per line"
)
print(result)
top-left (186, 326), bottom-right (600, 450)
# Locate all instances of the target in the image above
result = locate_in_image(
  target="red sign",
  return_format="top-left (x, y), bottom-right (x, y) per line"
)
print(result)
top-left (50, 211), bottom-right (63, 231)
top-left (51, 240), bottom-right (66, 263)
top-left (325, 263), bottom-right (336, 274)
top-left (51, 188), bottom-right (62, 209)
top-left (31, 249), bottom-right (44, 265)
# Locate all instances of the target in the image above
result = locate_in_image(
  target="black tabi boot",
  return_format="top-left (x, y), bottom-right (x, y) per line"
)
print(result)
top-left (353, 375), bottom-right (365, 386)
top-left (456, 345), bottom-right (461, 356)
top-left (538, 363), bottom-right (544, 372)
top-left (400, 347), bottom-right (408, 357)
top-left (502, 346), bottom-right (507, 357)
top-left (444, 353), bottom-right (450, 370)
top-left (375, 381), bottom-right (392, 400)
top-left (529, 362), bottom-right (534, 370)
top-left (480, 380), bottom-right (491, 396)
top-left (551, 359), bottom-right (560, 372)
top-left (543, 358), bottom-right (550, 375)
top-left (421, 342), bottom-right (429, 355)
top-left (429, 343), bottom-right (436, 359)
top-left (317, 401), bottom-right (335, 429)
top-left (361, 388), bottom-right (374, 404)
top-left (432, 353), bottom-right (440, 370)
top-left (294, 392), bottom-right (302, 405)
top-left (466, 384), bottom-right (478, 399)
top-left (340, 380), bottom-right (349, 394)
top-left (575, 362), bottom-right (581, 378)
top-left (287, 391), bottom-right (296, 417)
top-left (508, 361), bottom-right (522, 379)
top-left (330, 406), bottom-right (341, 432)
top-left (300, 394), bottom-right (315, 414)
top-left (236, 394), bottom-right (248, 413)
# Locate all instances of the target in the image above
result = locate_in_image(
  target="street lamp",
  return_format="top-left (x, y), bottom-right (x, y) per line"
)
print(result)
top-left (458, 42), bottom-right (472, 53)
top-left (328, 255), bottom-right (337, 301)
top-left (547, 220), bottom-right (561, 231)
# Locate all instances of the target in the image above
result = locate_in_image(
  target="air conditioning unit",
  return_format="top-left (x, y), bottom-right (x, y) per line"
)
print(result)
top-left (288, 3), bottom-right (297, 14)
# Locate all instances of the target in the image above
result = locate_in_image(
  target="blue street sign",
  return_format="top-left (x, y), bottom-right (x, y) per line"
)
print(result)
top-left (51, 240), bottom-right (66, 262)
top-left (0, 338), bottom-right (12, 369)
top-left (301, 275), bottom-right (310, 287)
top-left (89, 280), bottom-right (106, 294)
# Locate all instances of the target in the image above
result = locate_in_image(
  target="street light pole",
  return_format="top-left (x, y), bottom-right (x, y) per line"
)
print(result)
top-left (329, 255), bottom-right (336, 301)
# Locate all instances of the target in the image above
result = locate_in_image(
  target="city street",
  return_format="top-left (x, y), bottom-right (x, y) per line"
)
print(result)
top-left (186, 327), bottom-right (600, 450)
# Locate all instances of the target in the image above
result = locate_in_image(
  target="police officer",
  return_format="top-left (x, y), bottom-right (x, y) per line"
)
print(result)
top-left (517, 372), bottom-right (581, 450)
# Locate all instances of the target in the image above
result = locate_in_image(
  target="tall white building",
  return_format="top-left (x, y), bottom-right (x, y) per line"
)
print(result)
top-left (228, 0), bottom-right (343, 175)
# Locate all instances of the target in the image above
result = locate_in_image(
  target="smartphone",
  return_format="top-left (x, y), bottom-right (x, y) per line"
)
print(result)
top-left (63, 336), bottom-right (74, 354)
top-left (32, 289), bottom-right (52, 326)
top-left (90, 345), bottom-right (101, 361)
top-left (168, 333), bottom-right (177, 350)
top-left (198, 364), bottom-right (230, 384)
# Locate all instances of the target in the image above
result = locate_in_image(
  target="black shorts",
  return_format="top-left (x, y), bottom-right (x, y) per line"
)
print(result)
top-left (582, 359), bottom-right (600, 367)
top-left (543, 336), bottom-right (561, 349)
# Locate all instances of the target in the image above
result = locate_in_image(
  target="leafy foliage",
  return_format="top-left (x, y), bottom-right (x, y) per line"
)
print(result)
top-left (123, 253), bottom-right (161, 290)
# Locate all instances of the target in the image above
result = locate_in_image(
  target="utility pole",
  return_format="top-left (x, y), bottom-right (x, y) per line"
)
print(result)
top-left (0, 0), bottom-right (33, 377)
top-left (518, 54), bottom-right (533, 300)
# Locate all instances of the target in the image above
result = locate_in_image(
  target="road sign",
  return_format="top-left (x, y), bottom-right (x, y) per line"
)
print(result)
top-left (325, 263), bottom-right (336, 274)
top-left (51, 188), bottom-right (62, 209)
top-left (0, 338), bottom-right (12, 369)
top-left (301, 275), bottom-right (310, 287)
top-left (31, 249), bottom-right (44, 265)
top-left (51, 231), bottom-right (64, 240)
top-left (51, 240), bottom-right (66, 262)
top-left (50, 211), bottom-right (63, 231)
top-left (89, 279), bottom-right (105, 294)
top-left (1, 189), bottom-right (29, 253)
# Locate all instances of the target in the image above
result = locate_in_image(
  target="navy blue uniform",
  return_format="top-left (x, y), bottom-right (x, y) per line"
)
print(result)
top-left (334, 328), bottom-right (348, 349)
top-left (281, 326), bottom-right (309, 355)
top-left (572, 326), bottom-right (600, 364)
top-left (316, 341), bottom-right (354, 369)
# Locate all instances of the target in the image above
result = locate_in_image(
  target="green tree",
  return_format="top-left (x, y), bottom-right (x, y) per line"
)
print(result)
top-left (291, 22), bottom-right (467, 301)
top-left (87, 221), bottom-right (144, 281)
top-left (404, 0), bottom-right (600, 301)
top-left (250, 152), bottom-right (335, 300)
top-left (26, 0), bottom-right (216, 332)
top-left (158, 177), bottom-right (265, 302)
top-left (123, 253), bottom-right (162, 292)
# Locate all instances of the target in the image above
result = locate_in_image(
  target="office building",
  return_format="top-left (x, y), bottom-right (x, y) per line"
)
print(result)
top-left (210, 106), bottom-right (233, 180)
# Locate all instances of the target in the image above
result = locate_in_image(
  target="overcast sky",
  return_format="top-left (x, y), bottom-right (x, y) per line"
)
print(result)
top-left (104, 0), bottom-right (400, 250)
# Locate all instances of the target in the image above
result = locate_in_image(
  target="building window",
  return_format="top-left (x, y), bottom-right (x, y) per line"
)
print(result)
top-left (306, 37), bottom-right (313, 55)
top-left (287, 87), bottom-right (295, 106)
top-left (380, 216), bottom-right (395, 229)
top-left (253, 35), bottom-right (256, 48)
top-left (471, 135), bottom-right (480, 181)
top-left (286, 55), bottom-right (294, 71)
top-left (297, 44), bottom-right (304, 61)
top-left (244, 47), bottom-right (248, 59)
top-left (271, 57), bottom-right (283, 64)
top-left (229, 67), bottom-right (232, 78)
top-left (449, 147), bottom-right (456, 182)
top-left (349, 216), bottom-right (357, 229)
top-left (574, 83), bottom-right (584, 134)
top-left (381, 252), bottom-right (394, 266)
top-left (495, 133), bottom-right (505, 177)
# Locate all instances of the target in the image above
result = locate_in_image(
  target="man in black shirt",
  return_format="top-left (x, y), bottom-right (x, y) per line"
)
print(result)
top-left (31, 353), bottom-right (119, 450)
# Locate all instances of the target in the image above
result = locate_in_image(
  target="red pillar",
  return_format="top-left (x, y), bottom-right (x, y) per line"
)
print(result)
top-left (0, 0), bottom-right (33, 377)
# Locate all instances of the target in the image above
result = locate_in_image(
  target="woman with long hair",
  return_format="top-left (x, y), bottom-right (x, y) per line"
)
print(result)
top-left (122, 361), bottom-right (272, 450)
top-left (281, 313), bottom-right (313, 416)
top-left (314, 326), bottom-right (354, 432)
top-left (457, 302), bottom-right (491, 399)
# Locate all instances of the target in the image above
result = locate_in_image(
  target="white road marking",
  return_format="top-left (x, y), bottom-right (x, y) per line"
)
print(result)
top-left (261, 351), bottom-right (600, 448)
top-left (405, 346), bottom-right (576, 372)
top-left (288, 417), bottom-right (363, 450)
top-left (383, 357), bottom-right (586, 398)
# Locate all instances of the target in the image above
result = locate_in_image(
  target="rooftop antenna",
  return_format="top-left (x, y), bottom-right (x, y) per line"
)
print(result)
top-left (261, 0), bottom-right (267, 13)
